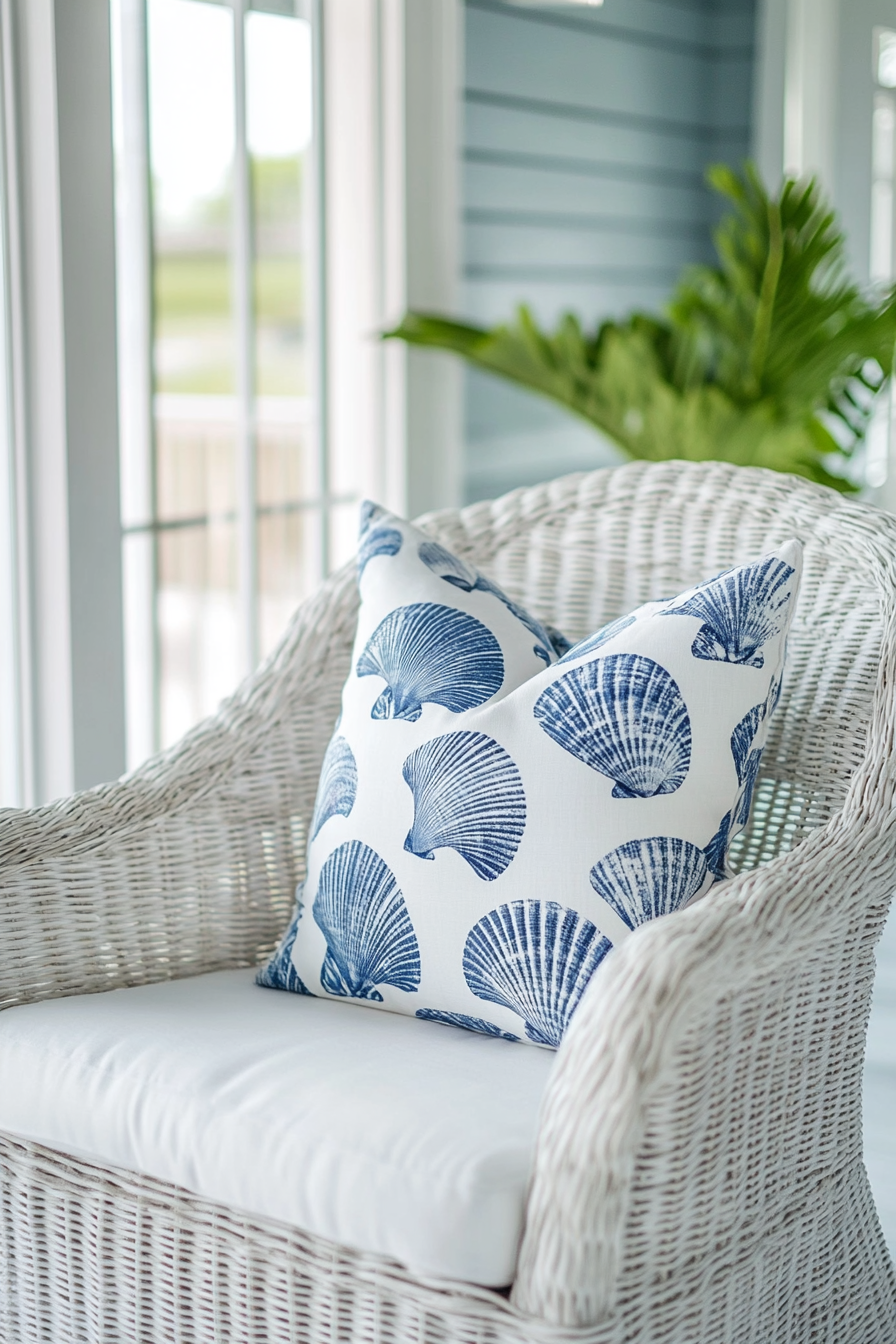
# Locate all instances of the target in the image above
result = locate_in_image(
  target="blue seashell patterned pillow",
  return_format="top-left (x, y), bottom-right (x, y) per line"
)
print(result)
top-left (258, 504), bottom-right (803, 1049)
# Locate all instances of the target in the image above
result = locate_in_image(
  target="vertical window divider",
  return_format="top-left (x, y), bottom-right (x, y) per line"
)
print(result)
top-left (117, 0), bottom-right (324, 758)
top-left (0, 0), bottom-right (32, 805)
top-left (116, 0), bottom-right (159, 763)
top-left (310, 0), bottom-right (329, 579)
top-left (232, 0), bottom-right (259, 674)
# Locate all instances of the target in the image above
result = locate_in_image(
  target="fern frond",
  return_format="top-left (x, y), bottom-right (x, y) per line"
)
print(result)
top-left (386, 166), bottom-right (896, 493)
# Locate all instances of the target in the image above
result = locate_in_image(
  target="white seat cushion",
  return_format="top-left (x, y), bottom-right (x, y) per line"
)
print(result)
top-left (0, 969), bottom-right (555, 1285)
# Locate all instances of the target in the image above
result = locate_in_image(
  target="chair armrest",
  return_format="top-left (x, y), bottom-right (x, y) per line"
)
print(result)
top-left (0, 567), bottom-right (358, 1010)
top-left (512, 808), bottom-right (896, 1328)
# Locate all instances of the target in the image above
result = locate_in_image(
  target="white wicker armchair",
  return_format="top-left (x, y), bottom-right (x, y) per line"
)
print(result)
top-left (1, 460), bottom-right (895, 1344)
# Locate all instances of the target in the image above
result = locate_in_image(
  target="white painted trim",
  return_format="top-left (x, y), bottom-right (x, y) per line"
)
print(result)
top-left (232, 0), bottom-right (260, 676)
top-left (380, 0), bottom-right (409, 516)
top-left (324, 0), bottom-right (462, 537)
top-left (753, 0), bottom-right (787, 191)
top-left (309, 0), bottom-right (330, 575)
top-left (783, 0), bottom-right (838, 187)
top-left (53, 0), bottom-right (127, 793)
top-left (13, 0), bottom-right (74, 802)
top-left (401, 0), bottom-right (463, 519)
top-left (754, 0), bottom-right (839, 193)
top-left (0, 0), bottom-right (32, 805)
top-left (154, 393), bottom-right (312, 425)
top-left (753, 0), bottom-right (896, 503)
top-left (0, 159), bottom-right (22, 805)
top-left (112, 0), bottom-right (157, 771)
top-left (3, 0), bottom-right (126, 801)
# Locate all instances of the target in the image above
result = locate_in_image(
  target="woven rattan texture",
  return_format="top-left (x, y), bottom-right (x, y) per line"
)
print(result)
top-left (2, 461), bottom-right (895, 1343)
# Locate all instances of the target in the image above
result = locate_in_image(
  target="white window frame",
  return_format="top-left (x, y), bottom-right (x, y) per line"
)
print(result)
top-left (752, 0), bottom-right (896, 508)
top-left (115, 0), bottom-right (331, 764)
top-left (0, 0), bottom-right (125, 805)
top-left (323, 0), bottom-right (462, 523)
top-left (0, 0), bottom-right (463, 799)
top-left (0, 0), bottom-right (29, 807)
top-left (116, 0), bottom-right (463, 767)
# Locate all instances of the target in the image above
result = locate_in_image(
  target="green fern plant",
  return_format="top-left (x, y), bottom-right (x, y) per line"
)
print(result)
top-left (386, 165), bottom-right (896, 492)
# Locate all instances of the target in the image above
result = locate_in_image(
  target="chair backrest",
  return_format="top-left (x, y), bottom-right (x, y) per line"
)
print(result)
top-left (421, 459), bottom-right (891, 875)
top-left (6, 459), bottom-right (891, 1025)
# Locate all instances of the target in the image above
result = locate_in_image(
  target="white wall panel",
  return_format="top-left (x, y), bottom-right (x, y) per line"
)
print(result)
top-left (325, 0), bottom-right (462, 527)
top-left (462, 0), bottom-right (756, 504)
top-left (54, 0), bottom-right (127, 792)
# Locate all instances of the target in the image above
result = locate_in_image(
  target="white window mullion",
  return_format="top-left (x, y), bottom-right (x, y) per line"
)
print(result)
top-left (115, 0), bottom-right (328, 762)
top-left (2, 0), bottom-right (128, 801)
top-left (113, 0), bottom-right (159, 767)
top-left (310, 0), bottom-right (329, 578)
top-left (322, 0), bottom-right (461, 531)
top-left (232, 0), bottom-right (259, 676)
top-left (0, 0), bottom-right (33, 806)
top-left (0, 117), bottom-right (23, 805)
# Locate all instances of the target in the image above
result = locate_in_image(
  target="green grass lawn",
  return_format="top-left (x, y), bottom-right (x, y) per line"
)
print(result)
top-left (154, 253), bottom-right (305, 395)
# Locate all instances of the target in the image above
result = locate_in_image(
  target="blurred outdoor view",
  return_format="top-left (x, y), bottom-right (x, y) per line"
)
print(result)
top-left (126, 0), bottom-right (318, 752)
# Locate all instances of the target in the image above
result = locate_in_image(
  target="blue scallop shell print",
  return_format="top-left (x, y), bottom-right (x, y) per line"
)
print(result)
top-left (485, 583), bottom-right (555, 665)
top-left (359, 499), bottom-right (388, 535)
top-left (545, 624), bottom-right (573, 658)
top-left (357, 526), bottom-right (402, 576)
top-left (402, 731), bottom-right (526, 881)
top-left (533, 653), bottom-right (691, 798)
top-left (310, 736), bottom-right (358, 840)
top-left (589, 836), bottom-right (708, 931)
top-left (558, 614), bottom-right (636, 664)
top-left (415, 1009), bottom-right (520, 1041)
top-left (463, 900), bottom-right (613, 1048)
top-left (256, 897), bottom-right (314, 995)
top-left (312, 841), bottom-right (420, 1001)
top-left (357, 603), bottom-right (504, 721)
top-left (735, 752), bottom-right (763, 826)
top-left (704, 811), bottom-right (732, 881)
top-left (418, 540), bottom-right (478, 591)
top-left (731, 704), bottom-right (763, 782)
top-left (664, 555), bottom-right (795, 668)
top-left (731, 703), bottom-right (764, 826)
top-left (418, 540), bottom-right (555, 664)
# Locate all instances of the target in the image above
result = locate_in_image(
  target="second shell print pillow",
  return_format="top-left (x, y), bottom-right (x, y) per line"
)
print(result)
top-left (258, 505), bottom-right (802, 1048)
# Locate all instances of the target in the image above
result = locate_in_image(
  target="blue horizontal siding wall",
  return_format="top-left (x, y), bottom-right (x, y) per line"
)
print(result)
top-left (462, 0), bottom-right (755, 503)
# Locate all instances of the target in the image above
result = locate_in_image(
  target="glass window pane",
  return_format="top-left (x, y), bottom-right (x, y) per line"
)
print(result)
top-left (871, 178), bottom-right (894, 284)
top-left (116, 0), bottom-right (326, 762)
top-left (247, 7), bottom-right (320, 657)
top-left (148, 0), bottom-right (236, 398)
top-left (257, 409), bottom-right (316, 508)
top-left (247, 5), bottom-right (315, 547)
top-left (874, 98), bottom-right (896, 179)
top-left (879, 29), bottom-right (896, 89)
top-left (155, 405), bottom-right (237, 522)
top-left (122, 530), bottom-right (156, 768)
top-left (246, 10), bottom-right (311, 400)
top-left (157, 522), bottom-right (239, 747)
top-left (148, 0), bottom-right (241, 746)
top-left (329, 500), bottom-right (362, 574)
top-left (258, 510), bottom-right (322, 659)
